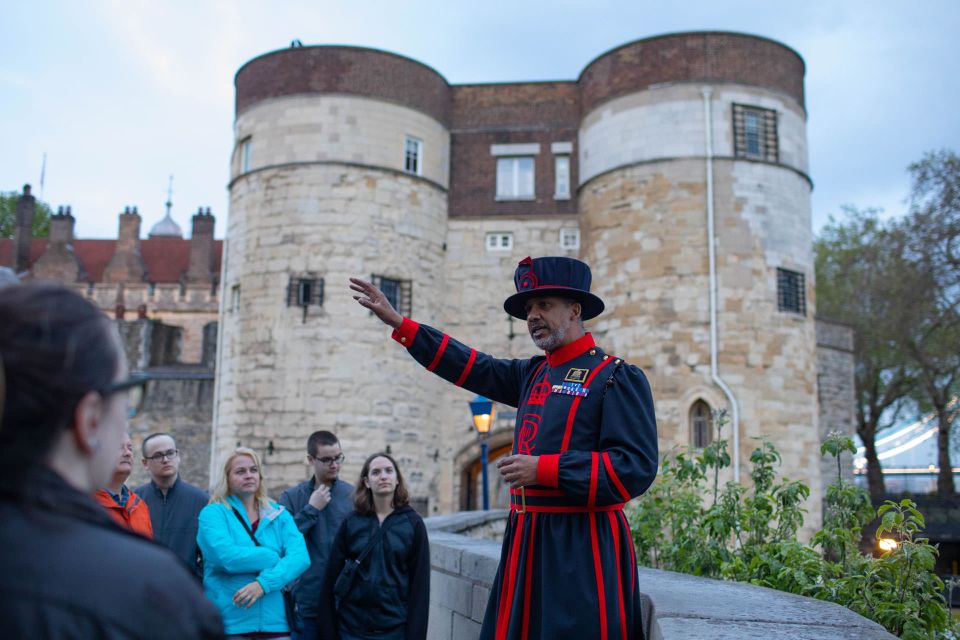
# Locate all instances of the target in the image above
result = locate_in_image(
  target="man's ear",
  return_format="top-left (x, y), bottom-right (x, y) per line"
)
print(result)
top-left (570, 301), bottom-right (582, 321)
top-left (72, 391), bottom-right (103, 455)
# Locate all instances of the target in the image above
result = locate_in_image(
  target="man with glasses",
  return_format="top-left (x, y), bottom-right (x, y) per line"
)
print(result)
top-left (95, 431), bottom-right (154, 538)
top-left (279, 430), bottom-right (354, 640)
top-left (135, 432), bottom-right (208, 578)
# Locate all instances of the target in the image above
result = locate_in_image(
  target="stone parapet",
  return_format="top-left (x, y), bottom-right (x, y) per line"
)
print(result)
top-left (423, 511), bottom-right (894, 640)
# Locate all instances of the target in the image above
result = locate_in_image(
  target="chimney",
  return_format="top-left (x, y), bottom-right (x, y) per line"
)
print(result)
top-left (103, 206), bottom-right (146, 283)
top-left (11, 184), bottom-right (35, 273)
top-left (187, 206), bottom-right (215, 284)
top-left (49, 206), bottom-right (75, 244)
top-left (32, 205), bottom-right (84, 282)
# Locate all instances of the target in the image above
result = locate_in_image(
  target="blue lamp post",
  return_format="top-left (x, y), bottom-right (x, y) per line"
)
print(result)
top-left (469, 395), bottom-right (495, 510)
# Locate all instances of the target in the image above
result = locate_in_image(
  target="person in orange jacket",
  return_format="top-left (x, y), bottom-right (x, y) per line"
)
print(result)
top-left (95, 431), bottom-right (154, 538)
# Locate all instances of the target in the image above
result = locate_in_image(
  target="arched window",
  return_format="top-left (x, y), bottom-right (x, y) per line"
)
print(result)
top-left (690, 400), bottom-right (713, 449)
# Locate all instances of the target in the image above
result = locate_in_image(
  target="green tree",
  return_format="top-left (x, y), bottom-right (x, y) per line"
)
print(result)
top-left (899, 150), bottom-right (960, 495)
top-left (815, 209), bottom-right (917, 497)
top-left (0, 190), bottom-right (52, 238)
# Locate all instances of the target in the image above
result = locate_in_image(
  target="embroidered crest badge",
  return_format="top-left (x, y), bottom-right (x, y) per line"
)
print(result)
top-left (564, 368), bottom-right (589, 383)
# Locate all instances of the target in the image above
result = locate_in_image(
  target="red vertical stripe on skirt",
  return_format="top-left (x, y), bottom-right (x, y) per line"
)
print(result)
top-left (426, 334), bottom-right (449, 372)
top-left (618, 510), bottom-right (638, 593)
top-left (455, 349), bottom-right (477, 386)
top-left (496, 512), bottom-right (526, 640)
top-left (588, 453), bottom-right (599, 508)
top-left (521, 513), bottom-right (538, 639)
top-left (589, 512), bottom-right (609, 640)
top-left (560, 357), bottom-right (616, 451)
top-left (607, 511), bottom-right (628, 640)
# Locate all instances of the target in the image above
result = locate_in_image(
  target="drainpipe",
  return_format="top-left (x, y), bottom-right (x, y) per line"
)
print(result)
top-left (702, 87), bottom-right (741, 482)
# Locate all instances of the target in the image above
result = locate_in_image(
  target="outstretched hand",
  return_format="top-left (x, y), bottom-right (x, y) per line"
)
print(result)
top-left (349, 278), bottom-right (403, 329)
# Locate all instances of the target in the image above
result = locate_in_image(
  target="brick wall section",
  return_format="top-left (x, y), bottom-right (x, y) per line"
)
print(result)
top-left (11, 187), bottom-right (35, 273)
top-left (187, 209), bottom-right (215, 283)
top-left (235, 46), bottom-right (451, 125)
top-left (449, 128), bottom-right (579, 217)
top-left (579, 32), bottom-right (805, 116)
top-left (449, 83), bottom-right (579, 218)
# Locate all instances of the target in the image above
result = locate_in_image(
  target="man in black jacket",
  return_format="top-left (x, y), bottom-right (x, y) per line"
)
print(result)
top-left (279, 430), bottom-right (354, 639)
top-left (137, 432), bottom-right (209, 578)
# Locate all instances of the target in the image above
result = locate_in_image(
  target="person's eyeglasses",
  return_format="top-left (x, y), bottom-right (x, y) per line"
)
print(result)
top-left (99, 374), bottom-right (149, 419)
top-left (310, 453), bottom-right (345, 467)
top-left (146, 449), bottom-right (179, 462)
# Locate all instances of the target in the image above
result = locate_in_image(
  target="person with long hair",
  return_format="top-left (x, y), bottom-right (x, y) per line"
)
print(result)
top-left (0, 283), bottom-right (223, 639)
top-left (198, 447), bottom-right (309, 639)
top-left (319, 452), bottom-right (430, 640)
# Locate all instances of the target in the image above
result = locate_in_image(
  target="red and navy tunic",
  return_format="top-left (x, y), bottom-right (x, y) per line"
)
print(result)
top-left (392, 318), bottom-right (658, 640)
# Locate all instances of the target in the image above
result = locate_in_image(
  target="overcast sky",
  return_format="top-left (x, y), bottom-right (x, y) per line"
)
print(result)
top-left (2, 1), bottom-right (958, 239)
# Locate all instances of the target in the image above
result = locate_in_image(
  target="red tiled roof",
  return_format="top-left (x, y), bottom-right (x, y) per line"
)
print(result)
top-left (0, 238), bottom-right (223, 283)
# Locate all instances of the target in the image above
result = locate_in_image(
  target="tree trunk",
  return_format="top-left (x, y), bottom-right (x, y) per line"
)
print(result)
top-left (936, 407), bottom-right (955, 495)
top-left (861, 430), bottom-right (886, 498)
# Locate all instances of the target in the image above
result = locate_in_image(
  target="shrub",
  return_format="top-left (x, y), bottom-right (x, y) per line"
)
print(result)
top-left (627, 412), bottom-right (959, 639)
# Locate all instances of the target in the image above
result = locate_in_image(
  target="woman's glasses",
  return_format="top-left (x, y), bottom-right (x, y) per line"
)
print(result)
top-left (100, 374), bottom-right (149, 419)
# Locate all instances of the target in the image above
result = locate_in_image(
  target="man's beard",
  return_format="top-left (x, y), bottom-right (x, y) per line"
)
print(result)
top-left (530, 322), bottom-right (567, 351)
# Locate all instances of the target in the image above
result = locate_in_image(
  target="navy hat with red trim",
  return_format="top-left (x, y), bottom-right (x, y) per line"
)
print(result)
top-left (503, 256), bottom-right (605, 321)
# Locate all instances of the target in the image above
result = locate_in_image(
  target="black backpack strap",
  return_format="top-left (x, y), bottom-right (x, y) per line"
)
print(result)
top-left (230, 506), bottom-right (260, 547)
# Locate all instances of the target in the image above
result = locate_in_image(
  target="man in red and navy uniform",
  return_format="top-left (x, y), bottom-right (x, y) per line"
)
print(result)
top-left (351, 256), bottom-right (658, 640)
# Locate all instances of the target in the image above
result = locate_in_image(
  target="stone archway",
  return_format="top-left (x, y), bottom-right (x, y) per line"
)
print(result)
top-left (455, 428), bottom-right (514, 511)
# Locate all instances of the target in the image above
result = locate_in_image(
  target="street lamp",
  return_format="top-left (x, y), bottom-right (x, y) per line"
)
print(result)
top-left (469, 395), bottom-right (495, 510)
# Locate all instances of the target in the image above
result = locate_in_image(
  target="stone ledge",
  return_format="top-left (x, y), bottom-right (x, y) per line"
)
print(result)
top-left (424, 511), bottom-right (895, 640)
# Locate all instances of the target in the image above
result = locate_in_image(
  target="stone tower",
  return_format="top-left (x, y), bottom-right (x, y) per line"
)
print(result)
top-left (576, 33), bottom-right (820, 520)
top-left (216, 47), bottom-right (454, 509)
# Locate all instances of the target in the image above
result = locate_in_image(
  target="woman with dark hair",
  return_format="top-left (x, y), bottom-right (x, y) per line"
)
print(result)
top-left (0, 283), bottom-right (223, 639)
top-left (319, 452), bottom-right (430, 640)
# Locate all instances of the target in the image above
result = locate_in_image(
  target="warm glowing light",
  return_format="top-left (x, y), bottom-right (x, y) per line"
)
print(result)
top-left (469, 396), bottom-right (495, 434)
top-left (878, 538), bottom-right (899, 552)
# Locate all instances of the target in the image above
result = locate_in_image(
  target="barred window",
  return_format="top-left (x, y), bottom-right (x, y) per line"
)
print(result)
top-left (690, 400), bottom-right (712, 449)
top-left (372, 274), bottom-right (412, 317)
top-left (777, 268), bottom-right (806, 315)
top-left (287, 275), bottom-right (324, 322)
top-left (732, 104), bottom-right (778, 163)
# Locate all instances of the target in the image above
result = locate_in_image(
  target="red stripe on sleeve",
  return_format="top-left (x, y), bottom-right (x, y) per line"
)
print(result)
top-left (426, 334), bottom-right (449, 372)
top-left (602, 452), bottom-right (632, 502)
top-left (589, 513), bottom-right (609, 640)
top-left (608, 511), bottom-right (628, 640)
top-left (588, 452), bottom-right (599, 508)
top-left (454, 348), bottom-right (477, 387)
top-left (390, 317), bottom-right (420, 347)
top-left (536, 454), bottom-right (560, 488)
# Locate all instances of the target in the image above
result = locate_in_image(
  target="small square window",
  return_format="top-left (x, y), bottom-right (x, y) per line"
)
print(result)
top-left (777, 268), bottom-right (806, 315)
top-left (496, 157), bottom-right (535, 200)
top-left (554, 156), bottom-right (571, 200)
top-left (486, 232), bottom-right (514, 252)
top-left (287, 275), bottom-right (324, 322)
top-left (559, 228), bottom-right (579, 250)
top-left (371, 274), bottom-right (412, 317)
top-left (404, 136), bottom-right (422, 175)
top-left (732, 104), bottom-right (778, 163)
top-left (240, 138), bottom-right (252, 173)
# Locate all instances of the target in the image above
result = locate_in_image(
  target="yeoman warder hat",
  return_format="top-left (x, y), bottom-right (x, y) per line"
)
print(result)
top-left (503, 256), bottom-right (605, 321)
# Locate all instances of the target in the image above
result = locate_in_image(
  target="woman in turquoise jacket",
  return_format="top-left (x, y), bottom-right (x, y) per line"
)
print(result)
top-left (199, 447), bottom-right (310, 638)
